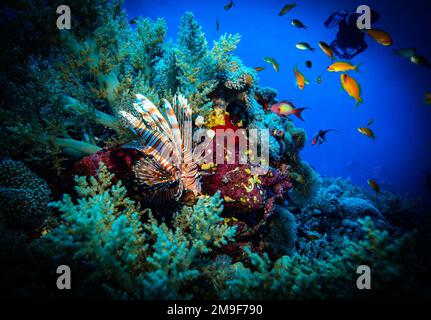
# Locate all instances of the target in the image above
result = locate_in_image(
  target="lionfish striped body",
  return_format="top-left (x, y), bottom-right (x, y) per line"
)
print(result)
top-left (120, 94), bottom-right (201, 202)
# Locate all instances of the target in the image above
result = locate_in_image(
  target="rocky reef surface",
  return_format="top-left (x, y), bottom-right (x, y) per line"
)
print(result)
top-left (0, 0), bottom-right (430, 299)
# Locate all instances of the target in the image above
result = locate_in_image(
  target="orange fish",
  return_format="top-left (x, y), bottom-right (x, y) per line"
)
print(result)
top-left (270, 101), bottom-right (308, 121)
top-left (294, 66), bottom-right (310, 90)
top-left (367, 29), bottom-right (392, 46)
top-left (254, 66), bottom-right (265, 72)
top-left (327, 61), bottom-right (361, 72)
top-left (318, 41), bottom-right (334, 61)
top-left (340, 74), bottom-right (363, 108)
top-left (357, 127), bottom-right (376, 140)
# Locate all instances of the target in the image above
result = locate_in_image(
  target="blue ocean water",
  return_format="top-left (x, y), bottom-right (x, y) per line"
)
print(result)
top-left (124, 0), bottom-right (431, 198)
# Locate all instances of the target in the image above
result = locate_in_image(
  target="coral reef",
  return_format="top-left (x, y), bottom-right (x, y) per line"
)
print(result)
top-left (39, 164), bottom-right (236, 299)
top-left (0, 1), bottom-right (429, 300)
top-left (222, 217), bottom-right (415, 299)
top-left (201, 154), bottom-right (292, 225)
top-left (0, 0), bottom-right (165, 172)
top-left (288, 161), bottom-right (322, 205)
top-left (0, 159), bottom-right (51, 229)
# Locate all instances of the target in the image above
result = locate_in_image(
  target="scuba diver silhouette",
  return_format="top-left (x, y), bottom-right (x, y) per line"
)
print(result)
top-left (325, 8), bottom-right (380, 60)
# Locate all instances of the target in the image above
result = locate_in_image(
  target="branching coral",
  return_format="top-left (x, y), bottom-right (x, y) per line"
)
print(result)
top-left (154, 12), bottom-right (218, 111)
top-left (222, 217), bottom-right (415, 299)
top-left (210, 33), bottom-right (241, 72)
top-left (0, 0), bottom-right (166, 171)
top-left (40, 164), bottom-right (236, 299)
top-left (42, 163), bottom-right (146, 294)
top-left (174, 192), bottom-right (237, 254)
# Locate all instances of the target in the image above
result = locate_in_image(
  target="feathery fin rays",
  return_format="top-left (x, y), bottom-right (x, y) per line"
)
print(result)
top-left (120, 94), bottom-right (202, 201)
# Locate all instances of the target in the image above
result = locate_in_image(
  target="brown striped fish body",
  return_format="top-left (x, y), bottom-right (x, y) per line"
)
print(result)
top-left (120, 94), bottom-right (202, 202)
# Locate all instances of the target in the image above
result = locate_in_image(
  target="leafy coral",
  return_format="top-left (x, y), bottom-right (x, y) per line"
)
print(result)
top-left (39, 163), bottom-right (236, 299)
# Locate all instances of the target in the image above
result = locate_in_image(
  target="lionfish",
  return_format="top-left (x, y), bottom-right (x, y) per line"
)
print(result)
top-left (120, 94), bottom-right (211, 202)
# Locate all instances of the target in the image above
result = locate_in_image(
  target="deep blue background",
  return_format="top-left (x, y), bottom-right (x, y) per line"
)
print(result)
top-left (123, 0), bottom-right (431, 198)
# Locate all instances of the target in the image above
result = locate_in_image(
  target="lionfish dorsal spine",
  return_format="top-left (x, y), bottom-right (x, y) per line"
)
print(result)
top-left (163, 97), bottom-right (184, 159)
top-left (119, 110), bottom-right (177, 165)
top-left (120, 93), bottom-right (202, 201)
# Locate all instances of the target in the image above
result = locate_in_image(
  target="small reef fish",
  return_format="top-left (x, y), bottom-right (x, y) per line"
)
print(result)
top-left (224, 0), bottom-right (234, 10)
top-left (358, 127), bottom-right (376, 140)
top-left (305, 60), bottom-right (312, 69)
top-left (279, 3), bottom-right (296, 16)
top-left (311, 129), bottom-right (335, 146)
top-left (294, 66), bottom-right (310, 90)
top-left (253, 66), bottom-right (265, 72)
top-left (367, 179), bottom-right (380, 194)
top-left (291, 19), bottom-right (307, 29)
top-left (318, 41), bottom-right (334, 61)
top-left (216, 18), bottom-right (219, 31)
top-left (367, 118), bottom-right (374, 126)
top-left (340, 74), bottom-right (363, 108)
top-left (296, 42), bottom-right (315, 52)
top-left (392, 48), bottom-right (416, 58)
top-left (424, 92), bottom-right (431, 105)
top-left (316, 75), bottom-right (323, 84)
top-left (264, 57), bottom-right (280, 72)
top-left (367, 29), bottom-right (392, 46)
top-left (410, 55), bottom-right (431, 67)
top-left (270, 101), bottom-right (308, 121)
top-left (303, 230), bottom-right (321, 240)
top-left (327, 61), bottom-right (361, 72)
